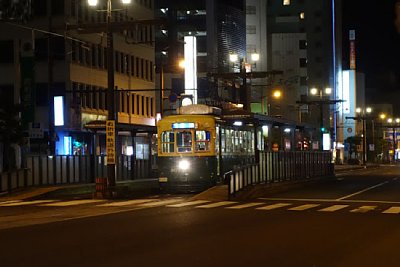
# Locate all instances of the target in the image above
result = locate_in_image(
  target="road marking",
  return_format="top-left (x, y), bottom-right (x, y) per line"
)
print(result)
top-left (256, 203), bottom-right (291, 211)
top-left (288, 204), bottom-right (320, 211)
top-left (138, 198), bottom-right (183, 207)
top-left (225, 202), bottom-right (265, 210)
top-left (196, 201), bottom-right (237, 209)
top-left (0, 200), bottom-right (21, 205)
top-left (97, 199), bottom-right (156, 207)
top-left (319, 205), bottom-right (349, 212)
top-left (382, 207), bottom-right (400, 214)
top-left (336, 181), bottom-right (390, 201)
top-left (0, 200), bottom-right (56, 206)
top-left (260, 197), bottom-right (400, 205)
top-left (167, 200), bottom-right (210, 208)
top-left (40, 199), bottom-right (106, 207)
top-left (350, 206), bottom-right (377, 213)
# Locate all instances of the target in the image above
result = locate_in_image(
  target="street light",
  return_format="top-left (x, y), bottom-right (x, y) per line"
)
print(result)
top-left (88, 0), bottom-right (131, 188)
top-left (229, 53), bottom-right (259, 111)
top-left (354, 107), bottom-right (372, 165)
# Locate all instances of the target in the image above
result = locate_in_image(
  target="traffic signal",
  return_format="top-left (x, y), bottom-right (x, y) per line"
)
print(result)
top-left (320, 127), bottom-right (326, 133)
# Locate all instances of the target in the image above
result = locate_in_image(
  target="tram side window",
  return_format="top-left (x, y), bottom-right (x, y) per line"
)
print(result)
top-left (161, 131), bottom-right (174, 153)
top-left (177, 131), bottom-right (192, 152)
top-left (195, 130), bottom-right (210, 151)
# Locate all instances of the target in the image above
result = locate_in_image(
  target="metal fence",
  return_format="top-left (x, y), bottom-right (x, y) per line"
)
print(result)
top-left (0, 155), bottom-right (152, 193)
top-left (227, 151), bottom-right (334, 197)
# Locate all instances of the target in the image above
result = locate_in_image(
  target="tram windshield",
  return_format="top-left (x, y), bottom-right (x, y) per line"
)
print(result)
top-left (195, 130), bottom-right (210, 151)
top-left (177, 131), bottom-right (192, 152)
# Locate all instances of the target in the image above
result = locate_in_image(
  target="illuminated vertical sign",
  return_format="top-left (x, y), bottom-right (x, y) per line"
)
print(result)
top-left (184, 36), bottom-right (197, 104)
top-left (63, 136), bottom-right (72, 155)
top-left (323, 133), bottom-right (331, 151)
top-left (342, 71), bottom-right (350, 114)
top-left (106, 120), bottom-right (116, 164)
top-left (54, 96), bottom-right (64, 126)
top-left (349, 30), bottom-right (356, 70)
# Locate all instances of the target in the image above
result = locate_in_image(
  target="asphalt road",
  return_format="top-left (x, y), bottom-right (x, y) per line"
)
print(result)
top-left (1, 166), bottom-right (400, 267)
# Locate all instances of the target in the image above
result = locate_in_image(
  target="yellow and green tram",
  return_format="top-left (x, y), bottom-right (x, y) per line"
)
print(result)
top-left (157, 107), bottom-right (256, 192)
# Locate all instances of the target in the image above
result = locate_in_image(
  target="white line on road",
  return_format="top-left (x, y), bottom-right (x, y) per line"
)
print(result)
top-left (225, 202), bottom-right (265, 209)
top-left (336, 181), bottom-right (390, 201)
top-left (0, 200), bottom-right (56, 206)
top-left (259, 197), bottom-right (400, 205)
top-left (41, 199), bottom-right (106, 207)
top-left (196, 201), bottom-right (237, 208)
top-left (382, 207), bottom-right (400, 214)
top-left (138, 198), bottom-right (183, 207)
top-left (319, 205), bottom-right (349, 212)
top-left (167, 200), bottom-right (211, 208)
top-left (288, 204), bottom-right (320, 211)
top-left (97, 199), bottom-right (156, 207)
top-left (350, 206), bottom-right (377, 213)
top-left (256, 203), bottom-right (291, 211)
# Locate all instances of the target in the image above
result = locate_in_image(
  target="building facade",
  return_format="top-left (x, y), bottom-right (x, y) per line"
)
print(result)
top-left (154, 0), bottom-right (246, 112)
top-left (0, 0), bottom-right (156, 165)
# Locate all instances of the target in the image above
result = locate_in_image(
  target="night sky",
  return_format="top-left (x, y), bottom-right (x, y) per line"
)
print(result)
top-left (342, 0), bottom-right (400, 112)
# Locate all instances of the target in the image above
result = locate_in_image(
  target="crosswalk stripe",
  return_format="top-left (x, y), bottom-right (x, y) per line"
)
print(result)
top-left (40, 199), bottom-right (105, 207)
top-left (0, 200), bottom-right (21, 205)
top-left (288, 204), bottom-right (320, 211)
top-left (256, 203), bottom-right (291, 210)
top-left (382, 207), bottom-right (400, 214)
top-left (0, 200), bottom-right (56, 207)
top-left (167, 200), bottom-right (210, 208)
top-left (319, 205), bottom-right (349, 212)
top-left (97, 199), bottom-right (156, 207)
top-left (226, 202), bottom-right (265, 210)
top-left (196, 201), bottom-right (237, 208)
top-left (350, 206), bottom-right (377, 213)
top-left (138, 199), bottom-right (183, 207)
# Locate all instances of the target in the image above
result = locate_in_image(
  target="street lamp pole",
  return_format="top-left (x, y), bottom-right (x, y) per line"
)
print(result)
top-left (88, 0), bottom-right (132, 188)
top-left (106, 0), bottom-right (116, 187)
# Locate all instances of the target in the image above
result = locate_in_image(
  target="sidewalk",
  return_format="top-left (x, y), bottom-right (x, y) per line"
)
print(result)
top-left (0, 178), bottom-right (160, 201)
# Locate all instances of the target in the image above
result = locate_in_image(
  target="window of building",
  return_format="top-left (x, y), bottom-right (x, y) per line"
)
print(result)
top-left (136, 94), bottom-right (140, 114)
top-left (299, 58), bottom-right (307, 67)
top-left (0, 40), bottom-right (14, 63)
top-left (299, 12), bottom-right (305, 19)
top-left (283, 0), bottom-right (291, 6)
top-left (246, 6), bottom-right (256, 14)
top-left (246, 25), bottom-right (256, 34)
top-left (33, 0), bottom-right (47, 16)
top-left (300, 76), bottom-right (308, 86)
top-left (130, 55), bottom-right (135, 76)
top-left (299, 40), bottom-right (307, 49)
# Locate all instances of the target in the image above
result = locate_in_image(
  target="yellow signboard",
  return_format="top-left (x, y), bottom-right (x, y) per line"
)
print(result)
top-left (106, 120), bottom-right (115, 164)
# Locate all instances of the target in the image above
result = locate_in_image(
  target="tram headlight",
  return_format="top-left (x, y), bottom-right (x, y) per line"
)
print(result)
top-left (178, 160), bottom-right (190, 171)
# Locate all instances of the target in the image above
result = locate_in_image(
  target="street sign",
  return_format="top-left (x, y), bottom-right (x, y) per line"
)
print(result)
top-left (106, 120), bottom-right (115, 165)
